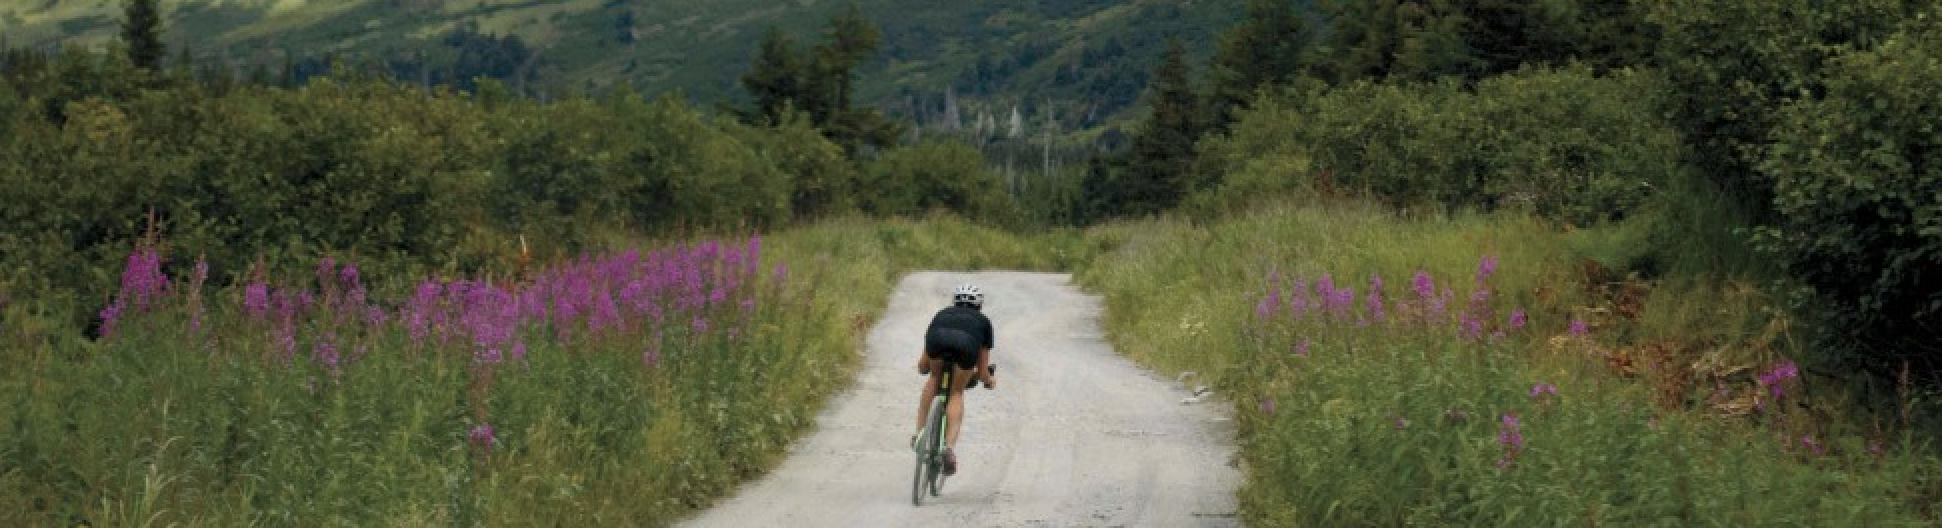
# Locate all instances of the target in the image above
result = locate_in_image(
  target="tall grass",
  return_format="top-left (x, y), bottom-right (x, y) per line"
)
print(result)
top-left (9, 202), bottom-right (1934, 525)
top-left (1, 235), bottom-right (805, 525)
top-left (0, 214), bottom-right (1082, 525)
top-left (1075, 201), bottom-right (1940, 525)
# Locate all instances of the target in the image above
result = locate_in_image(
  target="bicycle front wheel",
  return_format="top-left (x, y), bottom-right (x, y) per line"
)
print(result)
top-left (913, 400), bottom-right (945, 506)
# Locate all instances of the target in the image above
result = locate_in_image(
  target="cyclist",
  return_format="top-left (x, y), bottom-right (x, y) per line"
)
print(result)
top-left (914, 283), bottom-right (996, 476)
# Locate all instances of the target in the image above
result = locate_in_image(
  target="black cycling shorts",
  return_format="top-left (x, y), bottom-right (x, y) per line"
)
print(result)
top-left (924, 327), bottom-right (981, 371)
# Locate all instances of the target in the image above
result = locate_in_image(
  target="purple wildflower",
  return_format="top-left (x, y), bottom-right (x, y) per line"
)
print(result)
top-left (98, 247), bottom-right (170, 338)
top-left (121, 248), bottom-right (168, 312)
top-left (469, 423), bottom-right (496, 449)
top-left (314, 340), bottom-right (341, 369)
top-left (1568, 319), bottom-right (1589, 337)
top-left (406, 280), bottom-right (442, 345)
top-left (1801, 435), bottom-right (1825, 456)
top-left (1497, 412), bottom-right (1524, 469)
top-left (1509, 309), bottom-right (1528, 330)
top-left (1412, 271), bottom-right (1434, 300)
top-left (1758, 360), bottom-right (1800, 400)
top-left (1459, 313), bottom-right (1484, 340)
top-left (1328, 285), bottom-right (1355, 320)
top-left (1530, 382), bottom-right (1559, 399)
top-left (1476, 255), bottom-right (1499, 284)
top-left (1498, 414), bottom-right (1523, 448)
top-left (1293, 338), bottom-right (1311, 357)
top-left (97, 302), bottom-right (123, 338)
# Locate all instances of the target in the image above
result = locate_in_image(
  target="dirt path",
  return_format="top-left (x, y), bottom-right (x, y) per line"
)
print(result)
top-left (679, 271), bottom-right (1241, 527)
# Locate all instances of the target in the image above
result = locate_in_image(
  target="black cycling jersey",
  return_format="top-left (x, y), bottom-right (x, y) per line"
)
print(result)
top-left (924, 304), bottom-right (993, 370)
top-left (928, 305), bottom-right (993, 350)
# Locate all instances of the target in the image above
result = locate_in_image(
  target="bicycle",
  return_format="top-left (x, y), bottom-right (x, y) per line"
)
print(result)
top-left (912, 363), bottom-right (993, 506)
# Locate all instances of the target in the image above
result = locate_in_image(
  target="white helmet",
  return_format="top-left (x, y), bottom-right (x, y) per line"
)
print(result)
top-left (952, 283), bottom-right (984, 308)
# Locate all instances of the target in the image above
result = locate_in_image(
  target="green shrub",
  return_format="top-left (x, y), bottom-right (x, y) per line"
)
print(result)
top-left (859, 141), bottom-right (1010, 221)
top-left (1757, 12), bottom-right (1942, 372)
top-left (728, 111), bottom-right (859, 220)
top-left (1193, 66), bottom-right (1682, 226)
top-left (1641, 0), bottom-right (1919, 194)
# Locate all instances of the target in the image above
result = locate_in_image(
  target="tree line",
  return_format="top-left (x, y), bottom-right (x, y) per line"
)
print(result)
top-left (0, 1), bottom-right (1028, 345)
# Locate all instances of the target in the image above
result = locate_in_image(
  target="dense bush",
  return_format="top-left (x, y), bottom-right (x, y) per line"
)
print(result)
top-left (1758, 13), bottom-right (1942, 372)
top-left (1641, 0), bottom-right (1920, 195)
top-left (858, 140), bottom-right (1010, 220)
top-left (1193, 66), bottom-right (1682, 225)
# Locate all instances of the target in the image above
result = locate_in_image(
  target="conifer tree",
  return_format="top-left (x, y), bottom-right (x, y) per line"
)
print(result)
top-left (1114, 38), bottom-right (1204, 216)
top-left (812, 5), bottom-right (879, 121)
top-left (741, 28), bottom-right (804, 124)
top-left (739, 6), bottom-right (898, 154)
top-left (120, 0), bottom-right (165, 72)
top-left (1206, 0), bottom-right (1309, 129)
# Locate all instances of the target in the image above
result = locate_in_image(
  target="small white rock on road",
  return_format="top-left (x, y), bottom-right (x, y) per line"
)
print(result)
top-left (678, 271), bottom-right (1241, 527)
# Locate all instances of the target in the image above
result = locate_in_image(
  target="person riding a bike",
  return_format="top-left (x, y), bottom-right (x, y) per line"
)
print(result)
top-left (915, 283), bottom-right (996, 476)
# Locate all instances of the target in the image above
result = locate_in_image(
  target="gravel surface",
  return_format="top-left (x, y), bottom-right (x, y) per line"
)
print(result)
top-left (679, 271), bottom-right (1241, 527)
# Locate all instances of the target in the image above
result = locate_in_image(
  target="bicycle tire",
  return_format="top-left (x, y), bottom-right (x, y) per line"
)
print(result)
top-left (913, 396), bottom-right (945, 505)
top-left (911, 434), bottom-right (927, 506)
top-left (928, 400), bottom-right (946, 497)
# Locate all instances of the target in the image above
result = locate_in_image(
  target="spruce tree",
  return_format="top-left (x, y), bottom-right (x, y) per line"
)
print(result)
top-left (1116, 38), bottom-right (1203, 215)
top-left (812, 5), bottom-right (879, 120)
top-left (739, 6), bottom-right (898, 154)
top-left (1206, 0), bottom-right (1309, 130)
top-left (120, 0), bottom-right (165, 72)
top-left (740, 28), bottom-right (803, 124)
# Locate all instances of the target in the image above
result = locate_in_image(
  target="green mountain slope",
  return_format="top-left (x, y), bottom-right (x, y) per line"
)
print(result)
top-left (2, 0), bottom-right (1244, 126)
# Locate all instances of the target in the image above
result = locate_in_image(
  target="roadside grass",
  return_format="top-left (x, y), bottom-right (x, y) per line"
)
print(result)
top-left (7, 203), bottom-right (1936, 525)
top-left (0, 214), bottom-right (1079, 526)
top-left (1074, 200), bottom-right (1942, 525)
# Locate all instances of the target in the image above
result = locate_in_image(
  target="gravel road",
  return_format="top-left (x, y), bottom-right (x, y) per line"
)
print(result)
top-left (679, 271), bottom-right (1240, 527)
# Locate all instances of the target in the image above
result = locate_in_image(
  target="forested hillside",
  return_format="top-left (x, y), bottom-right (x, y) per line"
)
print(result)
top-left (1, 0), bottom-right (1246, 127)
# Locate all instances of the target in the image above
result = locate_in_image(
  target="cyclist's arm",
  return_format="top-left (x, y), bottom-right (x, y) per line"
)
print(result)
top-left (976, 347), bottom-right (994, 387)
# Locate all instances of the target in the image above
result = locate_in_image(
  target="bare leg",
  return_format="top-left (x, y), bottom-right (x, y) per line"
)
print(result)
top-left (916, 358), bottom-right (944, 433)
top-left (944, 365), bottom-right (974, 449)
